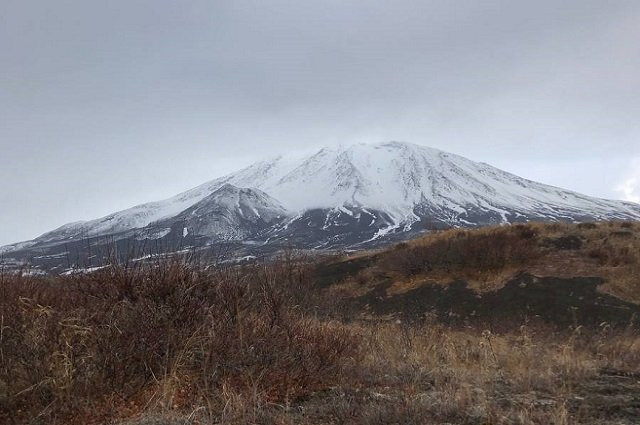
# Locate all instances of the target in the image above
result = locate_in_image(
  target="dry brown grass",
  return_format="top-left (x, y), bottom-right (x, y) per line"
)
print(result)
top-left (380, 224), bottom-right (539, 277)
top-left (364, 221), bottom-right (640, 300)
top-left (0, 258), bottom-right (358, 424)
top-left (119, 321), bottom-right (640, 425)
top-left (2, 221), bottom-right (640, 424)
top-left (352, 323), bottom-right (575, 423)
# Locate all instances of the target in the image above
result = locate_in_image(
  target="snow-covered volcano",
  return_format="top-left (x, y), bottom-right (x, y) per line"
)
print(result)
top-left (207, 141), bottom-right (640, 224)
top-left (3, 142), bottom-right (640, 270)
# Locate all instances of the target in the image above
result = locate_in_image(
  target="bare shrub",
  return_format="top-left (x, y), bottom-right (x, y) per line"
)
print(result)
top-left (0, 258), bottom-right (357, 424)
top-left (380, 226), bottom-right (539, 277)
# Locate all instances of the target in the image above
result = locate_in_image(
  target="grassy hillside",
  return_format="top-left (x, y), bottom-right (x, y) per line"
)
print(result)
top-left (319, 221), bottom-right (640, 328)
top-left (2, 221), bottom-right (640, 424)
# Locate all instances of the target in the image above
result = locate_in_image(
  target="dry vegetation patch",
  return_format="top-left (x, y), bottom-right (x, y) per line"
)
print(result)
top-left (0, 259), bottom-right (358, 424)
top-left (2, 221), bottom-right (640, 424)
top-left (360, 221), bottom-right (640, 301)
top-left (111, 321), bottom-right (640, 425)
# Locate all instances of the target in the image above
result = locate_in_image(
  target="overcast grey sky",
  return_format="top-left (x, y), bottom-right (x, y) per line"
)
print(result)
top-left (1, 0), bottom-right (640, 245)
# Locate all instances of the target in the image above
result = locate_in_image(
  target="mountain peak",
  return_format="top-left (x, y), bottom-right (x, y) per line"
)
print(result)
top-left (213, 183), bottom-right (245, 195)
top-left (4, 142), bottom-right (640, 262)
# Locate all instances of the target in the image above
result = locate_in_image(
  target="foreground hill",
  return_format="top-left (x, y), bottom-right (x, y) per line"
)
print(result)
top-left (3, 141), bottom-right (640, 273)
top-left (314, 220), bottom-right (640, 329)
top-left (2, 221), bottom-right (640, 424)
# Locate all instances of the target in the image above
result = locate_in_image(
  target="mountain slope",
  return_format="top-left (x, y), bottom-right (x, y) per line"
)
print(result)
top-left (145, 184), bottom-right (287, 242)
top-left (27, 142), bottom-right (640, 243)
top-left (217, 141), bottom-right (639, 224)
top-left (2, 142), bottom-right (640, 271)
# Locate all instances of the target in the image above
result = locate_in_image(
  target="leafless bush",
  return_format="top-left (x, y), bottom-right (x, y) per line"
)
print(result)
top-left (0, 257), bottom-right (357, 424)
top-left (380, 226), bottom-right (539, 277)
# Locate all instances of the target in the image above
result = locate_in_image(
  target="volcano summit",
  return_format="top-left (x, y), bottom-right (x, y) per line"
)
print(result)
top-left (3, 142), bottom-right (639, 273)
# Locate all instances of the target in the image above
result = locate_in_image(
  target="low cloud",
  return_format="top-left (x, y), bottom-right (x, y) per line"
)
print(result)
top-left (617, 158), bottom-right (640, 203)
